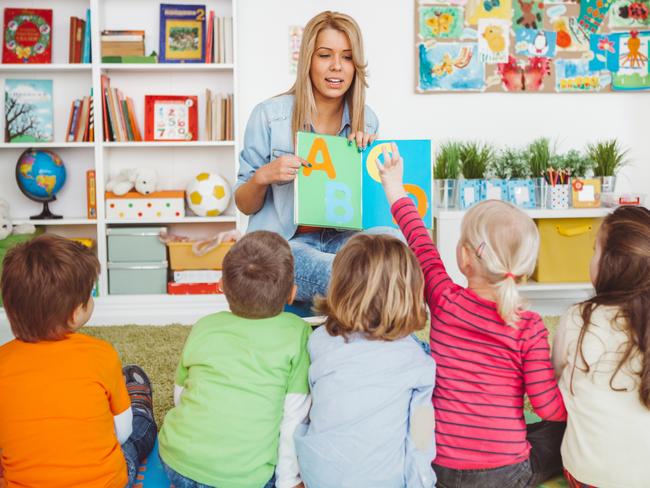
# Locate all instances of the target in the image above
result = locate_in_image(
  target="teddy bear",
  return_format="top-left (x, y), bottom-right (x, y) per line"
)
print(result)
top-left (0, 198), bottom-right (36, 240)
top-left (105, 168), bottom-right (158, 196)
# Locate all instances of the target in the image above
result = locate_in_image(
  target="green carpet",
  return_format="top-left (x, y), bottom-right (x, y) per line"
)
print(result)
top-left (82, 316), bottom-right (561, 429)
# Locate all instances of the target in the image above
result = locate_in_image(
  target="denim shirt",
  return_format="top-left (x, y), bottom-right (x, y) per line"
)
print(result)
top-left (235, 94), bottom-right (379, 240)
top-left (294, 326), bottom-right (437, 488)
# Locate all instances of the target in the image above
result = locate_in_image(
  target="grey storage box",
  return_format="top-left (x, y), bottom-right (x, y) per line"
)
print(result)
top-left (108, 261), bottom-right (168, 295)
top-left (107, 227), bottom-right (167, 263)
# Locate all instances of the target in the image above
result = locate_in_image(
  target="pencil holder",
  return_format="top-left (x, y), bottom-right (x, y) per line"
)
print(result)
top-left (434, 179), bottom-right (457, 209)
top-left (547, 184), bottom-right (571, 210)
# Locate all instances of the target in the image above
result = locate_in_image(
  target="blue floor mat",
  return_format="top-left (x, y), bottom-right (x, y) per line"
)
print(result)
top-left (133, 440), bottom-right (170, 488)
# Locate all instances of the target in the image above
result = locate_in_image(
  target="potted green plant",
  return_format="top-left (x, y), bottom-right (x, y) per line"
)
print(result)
top-left (434, 141), bottom-right (461, 209)
top-left (458, 142), bottom-right (494, 208)
top-left (587, 139), bottom-right (629, 193)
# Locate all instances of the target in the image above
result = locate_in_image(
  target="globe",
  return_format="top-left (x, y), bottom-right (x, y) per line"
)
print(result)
top-left (15, 149), bottom-right (66, 219)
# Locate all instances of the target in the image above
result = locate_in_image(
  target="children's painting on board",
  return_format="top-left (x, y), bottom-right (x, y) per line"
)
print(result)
top-left (555, 59), bottom-right (609, 91)
top-left (419, 5), bottom-right (465, 39)
top-left (609, 0), bottom-right (650, 28)
top-left (512, 0), bottom-right (544, 30)
top-left (418, 43), bottom-right (485, 91)
top-left (496, 56), bottom-right (551, 91)
top-left (466, 0), bottom-right (514, 24)
top-left (515, 28), bottom-right (558, 57)
top-left (478, 19), bottom-right (510, 62)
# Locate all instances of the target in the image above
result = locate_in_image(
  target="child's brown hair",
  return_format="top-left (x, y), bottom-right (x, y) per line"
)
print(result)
top-left (1, 234), bottom-right (99, 342)
top-left (315, 233), bottom-right (427, 341)
top-left (221, 231), bottom-right (294, 319)
top-left (575, 205), bottom-right (650, 408)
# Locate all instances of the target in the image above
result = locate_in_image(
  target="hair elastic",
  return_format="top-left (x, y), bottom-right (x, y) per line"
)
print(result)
top-left (504, 272), bottom-right (516, 280)
top-left (475, 241), bottom-right (487, 259)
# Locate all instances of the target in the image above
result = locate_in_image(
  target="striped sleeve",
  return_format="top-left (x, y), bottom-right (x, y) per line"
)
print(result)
top-left (391, 197), bottom-right (453, 307)
top-left (522, 317), bottom-right (567, 421)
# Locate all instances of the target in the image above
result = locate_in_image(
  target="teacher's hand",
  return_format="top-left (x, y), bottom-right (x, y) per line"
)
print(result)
top-left (348, 131), bottom-right (377, 152)
top-left (253, 155), bottom-right (311, 186)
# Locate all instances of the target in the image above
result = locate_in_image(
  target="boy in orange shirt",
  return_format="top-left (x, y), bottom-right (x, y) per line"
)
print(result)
top-left (0, 235), bottom-right (156, 487)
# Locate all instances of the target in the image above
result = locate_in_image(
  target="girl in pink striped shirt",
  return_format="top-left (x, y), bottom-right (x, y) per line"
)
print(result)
top-left (376, 144), bottom-right (567, 488)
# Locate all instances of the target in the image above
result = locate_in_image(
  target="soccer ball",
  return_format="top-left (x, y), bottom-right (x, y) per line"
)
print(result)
top-left (186, 173), bottom-right (231, 217)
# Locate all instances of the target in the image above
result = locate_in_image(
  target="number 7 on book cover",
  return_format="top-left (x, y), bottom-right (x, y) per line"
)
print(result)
top-left (294, 132), bottom-right (432, 229)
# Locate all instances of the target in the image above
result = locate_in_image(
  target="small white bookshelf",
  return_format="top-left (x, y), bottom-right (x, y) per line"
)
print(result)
top-left (0, 0), bottom-right (240, 326)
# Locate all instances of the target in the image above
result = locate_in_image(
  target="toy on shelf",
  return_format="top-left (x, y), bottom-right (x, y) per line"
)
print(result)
top-left (185, 172), bottom-right (231, 216)
top-left (105, 168), bottom-right (158, 196)
top-left (15, 149), bottom-right (66, 220)
top-left (0, 198), bottom-right (36, 239)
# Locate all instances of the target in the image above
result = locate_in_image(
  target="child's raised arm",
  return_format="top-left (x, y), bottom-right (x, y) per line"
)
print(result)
top-left (523, 317), bottom-right (567, 421)
top-left (376, 144), bottom-right (454, 307)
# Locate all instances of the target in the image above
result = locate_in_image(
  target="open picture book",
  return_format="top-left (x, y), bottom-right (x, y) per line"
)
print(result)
top-left (294, 132), bottom-right (432, 230)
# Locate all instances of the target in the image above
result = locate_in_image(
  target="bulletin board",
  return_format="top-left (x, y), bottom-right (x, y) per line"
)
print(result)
top-left (415, 0), bottom-right (650, 92)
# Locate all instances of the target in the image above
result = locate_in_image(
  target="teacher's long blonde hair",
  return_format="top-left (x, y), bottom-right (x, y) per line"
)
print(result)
top-left (287, 11), bottom-right (369, 137)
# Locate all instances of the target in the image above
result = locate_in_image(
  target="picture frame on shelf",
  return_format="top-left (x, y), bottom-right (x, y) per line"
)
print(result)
top-left (159, 3), bottom-right (206, 63)
top-left (507, 178), bottom-right (536, 209)
top-left (458, 179), bottom-right (484, 209)
top-left (571, 178), bottom-right (602, 208)
top-left (483, 178), bottom-right (507, 200)
top-left (144, 95), bottom-right (198, 141)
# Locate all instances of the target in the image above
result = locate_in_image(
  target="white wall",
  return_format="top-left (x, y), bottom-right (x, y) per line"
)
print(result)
top-left (237, 0), bottom-right (650, 194)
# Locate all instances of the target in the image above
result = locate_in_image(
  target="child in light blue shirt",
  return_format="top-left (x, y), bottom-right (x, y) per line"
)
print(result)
top-left (295, 234), bottom-right (436, 488)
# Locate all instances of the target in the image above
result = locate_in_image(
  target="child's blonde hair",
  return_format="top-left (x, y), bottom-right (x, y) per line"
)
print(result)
top-left (315, 234), bottom-right (427, 341)
top-left (460, 200), bottom-right (539, 326)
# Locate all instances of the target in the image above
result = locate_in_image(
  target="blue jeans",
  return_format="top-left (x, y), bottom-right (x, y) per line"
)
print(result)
top-left (433, 421), bottom-right (566, 488)
top-left (123, 407), bottom-right (157, 486)
top-left (289, 226), bottom-right (403, 302)
top-left (160, 457), bottom-right (275, 488)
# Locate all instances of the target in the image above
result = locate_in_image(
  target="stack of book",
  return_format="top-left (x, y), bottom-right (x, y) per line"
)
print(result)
top-left (167, 270), bottom-right (223, 295)
top-left (69, 10), bottom-right (91, 63)
top-left (65, 91), bottom-right (94, 142)
top-left (101, 30), bottom-right (145, 58)
top-left (205, 13), bottom-right (233, 64)
top-left (205, 90), bottom-right (234, 141)
top-left (101, 75), bottom-right (143, 142)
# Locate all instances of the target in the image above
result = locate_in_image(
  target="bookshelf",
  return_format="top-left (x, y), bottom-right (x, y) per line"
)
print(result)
top-left (1, 0), bottom-right (240, 325)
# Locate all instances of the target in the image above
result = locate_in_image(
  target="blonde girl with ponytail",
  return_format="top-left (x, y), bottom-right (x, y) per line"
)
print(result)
top-left (377, 143), bottom-right (567, 488)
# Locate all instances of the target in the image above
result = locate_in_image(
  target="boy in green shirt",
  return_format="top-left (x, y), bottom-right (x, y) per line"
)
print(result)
top-left (159, 231), bottom-right (311, 488)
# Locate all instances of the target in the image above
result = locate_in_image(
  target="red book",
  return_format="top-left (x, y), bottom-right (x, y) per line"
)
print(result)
top-left (3, 8), bottom-right (53, 63)
top-left (206, 10), bottom-right (214, 64)
top-left (100, 75), bottom-right (111, 141)
top-left (144, 95), bottom-right (198, 142)
top-left (69, 17), bottom-right (76, 63)
top-left (75, 18), bottom-right (85, 63)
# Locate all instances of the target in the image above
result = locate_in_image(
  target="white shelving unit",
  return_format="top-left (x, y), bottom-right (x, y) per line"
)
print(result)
top-left (1, 0), bottom-right (239, 326)
top-left (433, 206), bottom-right (610, 315)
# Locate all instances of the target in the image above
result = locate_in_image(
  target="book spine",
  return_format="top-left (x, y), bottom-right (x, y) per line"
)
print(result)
top-left (206, 10), bottom-right (214, 64)
top-left (88, 89), bottom-right (95, 142)
top-left (82, 9), bottom-right (91, 63)
top-left (126, 98), bottom-right (142, 141)
top-left (68, 100), bottom-right (81, 142)
top-left (69, 17), bottom-right (78, 63)
top-left (64, 100), bottom-right (77, 143)
top-left (86, 170), bottom-right (97, 219)
top-left (122, 99), bottom-right (134, 141)
top-left (100, 75), bottom-right (111, 141)
top-left (106, 88), bottom-right (119, 141)
top-left (115, 89), bottom-right (128, 141)
top-left (76, 19), bottom-right (85, 63)
top-left (75, 97), bottom-right (89, 142)
top-left (205, 88), bottom-right (212, 140)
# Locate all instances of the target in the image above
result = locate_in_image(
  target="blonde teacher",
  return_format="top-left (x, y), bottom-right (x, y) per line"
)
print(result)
top-left (235, 11), bottom-right (399, 302)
